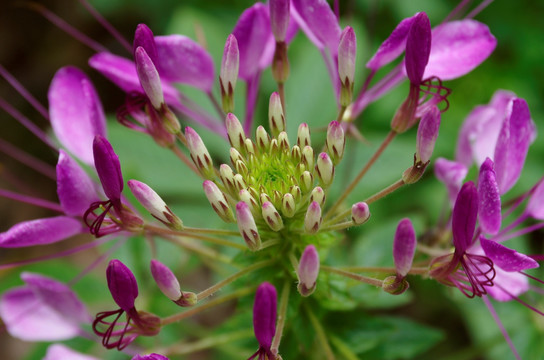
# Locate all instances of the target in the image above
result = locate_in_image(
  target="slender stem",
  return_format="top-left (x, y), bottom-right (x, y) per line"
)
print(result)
top-left (161, 286), bottom-right (255, 326)
top-left (416, 243), bottom-right (451, 257)
top-left (288, 252), bottom-right (299, 271)
top-left (305, 305), bottom-right (335, 360)
top-left (182, 226), bottom-right (240, 236)
top-left (329, 335), bottom-right (359, 360)
top-left (336, 105), bottom-right (346, 122)
top-left (321, 220), bottom-right (355, 232)
top-left (159, 329), bottom-right (254, 355)
top-left (321, 265), bottom-right (383, 287)
top-left (176, 132), bottom-right (187, 146)
top-left (271, 280), bottom-right (291, 356)
top-left (0, 189), bottom-right (64, 213)
top-left (325, 130), bottom-right (397, 220)
top-left (196, 259), bottom-right (274, 301)
top-left (341, 266), bottom-right (428, 275)
top-left (145, 225), bottom-right (246, 250)
top-left (171, 146), bottom-right (201, 176)
top-left (0, 64), bottom-right (49, 119)
top-left (207, 91), bottom-right (226, 119)
top-left (364, 179), bottom-right (405, 205)
top-left (482, 295), bottom-right (521, 360)
top-left (261, 239), bottom-right (281, 249)
top-left (0, 138), bottom-right (56, 179)
top-left (162, 235), bottom-right (232, 264)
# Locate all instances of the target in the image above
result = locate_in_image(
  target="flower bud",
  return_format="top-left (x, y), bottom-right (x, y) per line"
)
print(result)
top-left (281, 193), bottom-right (296, 218)
top-left (185, 127), bottom-right (214, 179)
top-left (269, 0), bottom-right (290, 42)
top-left (382, 275), bottom-right (409, 295)
top-left (233, 174), bottom-right (247, 192)
top-left (338, 26), bottom-right (357, 106)
top-left (93, 135), bottom-right (124, 205)
top-left (304, 201), bottom-right (322, 234)
top-left (106, 259), bottom-right (139, 312)
top-left (253, 282), bottom-right (277, 350)
top-left (289, 185), bottom-right (302, 202)
top-left (173, 291), bottom-right (198, 307)
top-left (128, 180), bottom-right (183, 230)
top-left (326, 121), bottom-right (345, 164)
top-left (478, 158), bottom-right (501, 235)
top-left (405, 12), bottom-right (431, 85)
top-left (269, 92), bottom-right (285, 137)
top-left (393, 218), bottom-right (416, 278)
top-left (297, 245), bottom-right (320, 296)
top-left (203, 180), bottom-right (235, 223)
top-left (135, 47), bottom-right (164, 110)
top-left (310, 187), bottom-right (326, 207)
top-left (230, 147), bottom-right (245, 166)
top-left (226, 113), bottom-right (246, 152)
top-left (291, 145), bottom-right (302, 163)
top-left (220, 34), bottom-right (239, 113)
top-left (416, 106), bottom-right (441, 163)
top-left (256, 126), bottom-right (271, 152)
top-left (351, 202), bottom-right (370, 225)
top-left (133, 24), bottom-right (158, 65)
top-left (240, 188), bottom-right (260, 215)
top-left (236, 201), bottom-right (261, 251)
top-left (316, 153), bottom-right (334, 187)
top-left (300, 171), bottom-right (314, 194)
top-left (150, 259), bottom-right (181, 301)
top-left (277, 131), bottom-right (290, 152)
top-left (297, 123), bottom-right (311, 148)
top-left (219, 164), bottom-right (236, 194)
top-left (302, 146), bottom-right (314, 169)
top-left (245, 138), bottom-right (257, 155)
top-left (262, 201), bottom-right (284, 231)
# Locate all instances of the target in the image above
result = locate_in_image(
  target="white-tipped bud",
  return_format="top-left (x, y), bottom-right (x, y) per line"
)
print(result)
top-left (203, 180), bottom-right (235, 223)
top-left (262, 201), bottom-right (284, 231)
top-left (289, 185), bottom-right (302, 202)
top-left (302, 146), bottom-right (314, 170)
top-left (226, 113), bottom-right (246, 152)
top-left (236, 201), bottom-right (261, 251)
top-left (135, 46), bottom-right (164, 110)
top-left (235, 160), bottom-right (248, 178)
top-left (277, 131), bottom-right (290, 152)
top-left (310, 186), bottom-right (326, 207)
top-left (416, 106), bottom-right (441, 164)
top-left (220, 34), bottom-right (239, 113)
top-left (239, 188), bottom-right (260, 215)
top-left (269, 92), bottom-right (285, 137)
top-left (297, 245), bottom-right (320, 296)
top-left (260, 192), bottom-right (272, 205)
top-left (230, 147), bottom-right (245, 166)
top-left (220, 164), bottom-right (236, 194)
top-left (233, 174), bottom-right (247, 192)
top-left (150, 259), bottom-right (182, 301)
top-left (128, 180), bottom-right (183, 230)
top-left (351, 202), bottom-right (370, 225)
top-left (297, 123), bottom-right (311, 148)
top-left (291, 145), bottom-right (302, 163)
top-left (316, 152), bottom-right (334, 187)
top-left (244, 138), bottom-right (256, 155)
top-left (281, 193), bottom-right (296, 217)
top-left (269, 139), bottom-right (279, 156)
top-left (326, 121), bottom-right (345, 164)
top-left (304, 201), bottom-right (322, 234)
top-left (185, 127), bottom-right (214, 179)
top-left (256, 126), bottom-right (271, 152)
top-left (338, 26), bottom-right (357, 106)
top-left (300, 171), bottom-right (314, 194)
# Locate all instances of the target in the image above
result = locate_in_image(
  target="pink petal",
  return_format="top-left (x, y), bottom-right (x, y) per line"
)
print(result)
top-left (57, 150), bottom-right (99, 217)
top-left (423, 19), bottom-right (496, 80)
top-left (486, 266), bottom-right (529, 301)
top-left (291, 0), bottom-right (341, 53)
top-left (44, 344), bottom-right (100, 360)
top-left (0, 216), bottom-right (83, 248)
top-left (48, 67), bottom-right (106, 165)
top-left (434, 158), bottom-right (468, 203)
top-left (481, 238), bottom-right (539, 272)
top-left (154, 35), bottom-right (215, 92)
top-left (526, 180), bottom-right (544, 220)
top-left (393, 218), bottom-right (416, 277)
top-left (477, 158), bottom-right (501, 235)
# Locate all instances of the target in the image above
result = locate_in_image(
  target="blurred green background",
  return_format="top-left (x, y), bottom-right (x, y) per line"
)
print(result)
top-left (0, 0), bottom-right (543, 359)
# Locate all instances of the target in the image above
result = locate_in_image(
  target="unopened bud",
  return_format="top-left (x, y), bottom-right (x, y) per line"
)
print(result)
top-left (310, 187), bottom-right (326, 207)
top-left (262, 201), bottom-right (284, 231)
top-left (230, 147), bottom-right (245, 166)
top-left (185, 127), bottom-right (214, 179)
top-left (270, 0), bottom-right (290, 42)
top-left (239, 188), bottom-right (260, 215)
top-left (302, 146), bottom-right (314, 169)
top-left (219, 164), bottom-right (236, 194)
top-left (233, 174), bottom-right (247, 192)
top-left (173, 292), bottom-right (198, 307)
top-left (133, 24), bottom-right (158, 65)
top-left (159, 105), bottom-right (181, 134)
top-left (278, 131), bottom-right (290, 152)
top-left (281, 193), bottom-right (296, 217)
top-left (300, 171), bottom-right (314, 193)
top-left (351, 202), bottom-right (370, 225)
top-left (203, 180), bottom-right (235, 223)
top-left (338, 26), bottom-right (357, 106)
top-left (128, 180), bottom-right (183, 230)
top-left (291, 145), bottom-right (302, 163)
top-left (135, 46), bottom-right (164, 110)
top-left (226, 113), bottom-right (246, 152)
top-left (416, 106), bottom-right (441, 163)
top-left (289, 185), bottom-right (302, 202)
top-left (244, 138), bottom-right (256, 155)
top-left (256, 126), bottom-right (271, 152)
top-left (220, 34), bottom-right (239, 113)
top-left (326, 121), bottom-right (345, 164)
top-left (382, 275), bottom-right (409, 295)
top-left (150, 259), bottom-right (181, 301)
top-left (297, 245), bottom-right (319, 296)
top-left (304, 201), bottom-right (322, 234)
top-left (297, 123), bottom-right (311, 147)
top-left (402, 160), bottom-right (427, 184)
top-left (316, 153), bottom-right (334, 187)
top-left (269, 92), bottom-right (285, 137)
top-left (236, 201), bottom-right (261, 251)
top-left (393, 218), bottom-right (416, 278)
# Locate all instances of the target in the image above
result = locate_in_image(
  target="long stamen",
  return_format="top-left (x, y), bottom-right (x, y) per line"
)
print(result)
top-left (0, 64), bottom-right (48, 119)
top-left (482, 296), bottom-right (521, 360)
top-left (0, 138), bottom-right (56, 179)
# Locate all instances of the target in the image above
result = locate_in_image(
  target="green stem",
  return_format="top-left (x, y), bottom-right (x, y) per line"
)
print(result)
top-left (271, 280), bottom-right (291, 356)
top-left (207, 90), bottom-right (226, 119)
top-left (182, 226), bottom-right (240, 236)
top-left (341, 266), bottom-right (428, 275)
top-left (145, 225), bottom-right (246, 250)
top-left (324, 130), bottom-right (397, 221)
top-left (261, 239), bottom-right (281, 249)
top-left (329, 335), bottom-right (360, 360)
top-left (196, 259), bottom-right (275, 301)
top-left (305, 305), bottom-right (335, 360)
top-left (364, 178), bottom-right (405, 205)
top-left (321, 265), bottom-right (383, 287)
top-left (162, 235), bottom-right (231, 264)
top-left (336, 105), bottom-right (347, 123)
top-left (161, 286), bottom-right (254, 326)
top-left (321, 220), bottom-right (355, 232)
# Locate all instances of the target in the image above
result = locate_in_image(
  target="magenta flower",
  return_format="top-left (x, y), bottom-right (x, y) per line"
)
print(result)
top-left (249, 282), bottom-right (277, 360)
top-left (43, 344), bottom-right (100, 360)
top-left (132, 354), bottom-right (169, 360)
top-left (93, 259), bottom-right (160, 350)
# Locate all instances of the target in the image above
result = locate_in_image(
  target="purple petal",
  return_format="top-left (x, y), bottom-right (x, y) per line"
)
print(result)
top-left (270, 0), bottom-right (290, 42)
top-left (93, 135), bottom-right (123, 203)
top-left (0, 287), bottom-right (81, 341)
top-left (150, 259), bottom-right (182, 301)
top-left (477, 158), bottom-right (501, 235)
top-left (57, 150), bottom-right (99, 217)
top-left (291, 0), bottom-right (341, 53)
top-left (22, 272), bottom-right (90, 324)
top-left (405, 12), bottom-right (431, 84)
top-left (135, 46), bottom-right (164, 109)
top-left (423, 19), bottom-right (496, 80)
top-left (253, 282), bottom-right (277, 348)
top-left (233, 3), bottom-right (273, 80)
top-left (434, 158), bottom-right (468, 203)
top-left (366, 15), bottom-right (415, 71)
top-left (134, 24), bottom-right (158, 65)
top-left (44, 344), bottom-right (100, 360)
top-left (107, 259), bottom-right (139, 311)
top-left (48, 66), bottom-right (106, 165)
top-left (493, 98), bottom-right (536, 194)
top-left (132, 354), bottom-right (169, 360)
top-left (416, 105), bottom-right (441, 163)
top-left (393, 218), bottom-right (417, 278)
top-left (481, 238), bottom-right (538, 272)
top-left (298, 245), bottom-right (320, 289)
top-left (526, 180), bottom-right (544, 220)
top-left (455, 90), bottom-right (516, 167)
top-left (452, 181), bottom-right (478, 253)
top-left (0, 216), bottom-right (83, 248)
top-left (154, 35), bottom-right (215, 92)
top-left (486, 268), bottom-right (529, 301)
